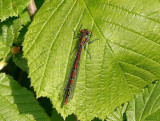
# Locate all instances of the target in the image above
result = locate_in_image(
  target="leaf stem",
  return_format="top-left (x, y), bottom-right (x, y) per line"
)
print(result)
top-left (27, 0), bottom-right (37, 21)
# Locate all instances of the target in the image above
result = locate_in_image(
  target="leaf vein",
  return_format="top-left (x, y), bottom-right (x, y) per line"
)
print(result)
top-left (103, 19), bottom-right (160, 48)
top-left (124, 72), bottom-right (150, 85)
top-left (107, 3), bottom-right (160, 24)
top-left (111, 41), bottom-right (160, 67)
top-left (118, 61), bottom-right (157, 79)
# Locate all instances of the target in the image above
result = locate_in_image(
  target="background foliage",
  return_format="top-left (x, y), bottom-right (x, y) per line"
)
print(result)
top-left (0, 0), bottom-right (160, 121)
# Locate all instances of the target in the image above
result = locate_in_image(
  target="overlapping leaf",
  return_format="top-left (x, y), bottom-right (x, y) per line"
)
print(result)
top-left (23, 0), bottom-right (160, 120)
top-left (13, 52), bottom-right (29, 73)
top-left (126, 81), bottom-right (160, 121)
top-left (106, 103), bottom-right (128, 121)
top-left (0, 18), bottom-right (23, 61)
top-left (0, 0), bottom-right (30, 21)
top-left (0, 73), bottom-right (50, 121)
top-left (12, 18), bottom-right (23, 44)
top-left (106, 81), bottom-right (160, 121)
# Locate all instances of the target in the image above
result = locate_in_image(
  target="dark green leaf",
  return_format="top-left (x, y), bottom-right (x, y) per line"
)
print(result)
top-left (0, 73), bottom-right (50, 121)
top-left (13, 52), bottom-right (29, 73)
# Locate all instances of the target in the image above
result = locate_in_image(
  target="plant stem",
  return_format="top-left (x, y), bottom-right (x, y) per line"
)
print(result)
top-left (27, 0), bottom-right (37, 21)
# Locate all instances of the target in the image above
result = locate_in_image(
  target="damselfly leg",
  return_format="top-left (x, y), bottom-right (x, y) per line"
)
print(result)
top-left (84, 43), bottom-right (92, 59)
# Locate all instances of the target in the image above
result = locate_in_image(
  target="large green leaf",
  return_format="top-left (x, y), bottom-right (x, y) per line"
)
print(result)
top-left (0, 0), bottom-right (30, 21)
top-left (0, 73), bottom-right (50, 121)
top-left (23, 0), bottom-right (160, 120)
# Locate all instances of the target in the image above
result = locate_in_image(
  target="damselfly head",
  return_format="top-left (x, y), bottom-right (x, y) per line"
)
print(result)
top-left (80, 29), bottom-right (90, 35)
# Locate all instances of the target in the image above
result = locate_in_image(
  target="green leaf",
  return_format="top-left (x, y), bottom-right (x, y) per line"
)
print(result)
top-left (13, 52), bottom-right (29, 73)
top-left (0, 73), bottom-right (50, 121)
top-left (16, 24), bottom-right (30, 46)
top-left (51, 108), bottom-right (65, 121)
top-left (19, 8), bottom-right (31, 26)
top-left (0, 21), bottom-right (14, 60)
top-left (0, 0), bottom-right (30, 21)
top-left (23, 0), bottom-right (160, 120)
top-left (126, 81), bottom-right (160, 121)
top-left (12, 18), bottom-right (23, 44)
top-left (0, 17), bottom-right (27, 60)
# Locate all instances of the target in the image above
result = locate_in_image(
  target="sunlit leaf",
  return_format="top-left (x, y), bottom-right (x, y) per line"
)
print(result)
top-left (23, 0), bottom-right (160, 120)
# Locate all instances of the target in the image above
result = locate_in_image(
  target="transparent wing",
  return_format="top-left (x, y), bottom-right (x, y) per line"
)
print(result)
top-left (63, 48), bottom-right (80, 102)
top-left (68, 51), bottom-right (82, 100)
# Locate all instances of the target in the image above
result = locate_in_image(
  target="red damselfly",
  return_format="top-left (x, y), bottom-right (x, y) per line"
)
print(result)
top-left (64, 28), bottom-right (96, 105)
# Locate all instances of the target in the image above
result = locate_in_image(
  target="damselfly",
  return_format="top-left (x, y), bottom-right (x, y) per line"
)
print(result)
top-left (64, 28), bottom-right (96, 105)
